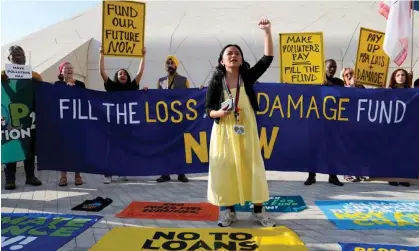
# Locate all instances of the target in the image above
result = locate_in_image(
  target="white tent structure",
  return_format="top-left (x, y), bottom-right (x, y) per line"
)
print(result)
top-left (2, 1), bottom-right (419, 90)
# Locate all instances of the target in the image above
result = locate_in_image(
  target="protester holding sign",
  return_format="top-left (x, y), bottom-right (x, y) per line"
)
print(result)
top-left (1, 45), bottom-right (42, 190)
top-left (54, 61), bottom-right (85, 187)
top-left (305, 59), bottom-right (344, 187)
top-left (205, 19), bottom-right (276, 227)
top-left (99, 45), bottom-right (146, 184)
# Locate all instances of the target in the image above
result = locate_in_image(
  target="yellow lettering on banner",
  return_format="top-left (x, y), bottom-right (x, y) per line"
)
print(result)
top-left (323, 96), bottom-right (337, 120)
top-left (259, 127), bottom-right (279, 159)
top-left (394, 212), bottom-right (419, 227)
top-left (156, 101), bottom-right (168, 123)
top-left (354, 248), bottom-right (365, 251)
top-left (170, 100), bottom-right (183, 123)
top-left (257, 92), bottom-right (270, 115)
top-left (354, 27), bottom-right (389, 87)
top-left (145, 102), bottom-right (156, 123)
top-left (269, 96), bottom-right (285, 118)
top-left (186, 99), bottom-right (198, 120)
top-left (184, 132), bottom-right (208, 163)
top-left (306, 96), bottom-right (320, 119)
top-left (89, 226), bottom-right (309, 251)
top-left (353, 220), bottom-right (376, 226)
top-left (287, 95), bottom-right (303, 118)
top-left (338, 98), bottom-right (350, 121)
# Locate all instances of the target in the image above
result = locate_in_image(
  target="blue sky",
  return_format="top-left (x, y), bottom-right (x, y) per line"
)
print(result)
top-left (1, 0), bottom-right (100, 45)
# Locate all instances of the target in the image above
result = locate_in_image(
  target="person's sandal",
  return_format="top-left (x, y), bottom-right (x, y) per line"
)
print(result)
top-left (59, 177), bottom-right (68, 187)
top-left (75, 176), bottom-right (83, 186)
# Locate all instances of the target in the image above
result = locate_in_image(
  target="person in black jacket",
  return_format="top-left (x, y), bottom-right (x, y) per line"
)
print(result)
top-left (205, 19), bottom-right (276, 228)
top-left (304, 59), bottom-right (344, 187)
top-left (54, 61), bottom-right (85, 186)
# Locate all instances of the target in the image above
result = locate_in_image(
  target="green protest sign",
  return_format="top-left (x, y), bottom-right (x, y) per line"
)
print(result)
top-left (1, 79), bottom-right (36, 164)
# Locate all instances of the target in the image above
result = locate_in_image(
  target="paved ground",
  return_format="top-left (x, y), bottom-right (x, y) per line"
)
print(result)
top-left (1, 167), bottom-right (418, 251)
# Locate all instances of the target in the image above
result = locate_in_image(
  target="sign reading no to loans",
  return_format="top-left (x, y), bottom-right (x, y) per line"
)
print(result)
top-left (279, 32), bottom-right (325, 85)
top-left (355, 27), bottom-right (389, 87)
top-left (102, 0), bottom-right (145, 57)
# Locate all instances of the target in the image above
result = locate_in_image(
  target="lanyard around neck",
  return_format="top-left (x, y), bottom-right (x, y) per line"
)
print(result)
top-left (222, 75), bottom-right (241, 117)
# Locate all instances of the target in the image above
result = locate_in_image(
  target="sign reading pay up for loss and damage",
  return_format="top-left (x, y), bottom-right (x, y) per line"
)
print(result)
top-left (102, 0), bottom-right (145, 57)
top-left (279, 32), bottom-right (325, 84)
top-left (355, 27), bottom-right (389, 87)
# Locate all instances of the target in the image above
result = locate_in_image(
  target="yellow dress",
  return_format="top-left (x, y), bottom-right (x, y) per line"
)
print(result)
top-left (207, 82), bottom-right (270, 206)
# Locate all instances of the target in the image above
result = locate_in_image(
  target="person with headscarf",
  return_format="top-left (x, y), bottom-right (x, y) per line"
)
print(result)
top-left (99, 45), bottom-right (146, 184)
top-left (155, 55), bottom-right (190, 183)
top-left (1, 45), bottom-right (43, 190)
top-left (54, 61), bottom-right (85, 186)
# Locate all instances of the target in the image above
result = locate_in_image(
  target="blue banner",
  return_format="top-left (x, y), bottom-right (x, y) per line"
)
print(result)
top-left (315, 200), bottom-right (419, 230)
top-left (35, 82), bottom-right (419, 178)
top-left (235, 195), bottom-right (307, 213)
top-left (1, 213), bottom-right (102, 251)
top-left (339, 242), bottom-right (419, 251)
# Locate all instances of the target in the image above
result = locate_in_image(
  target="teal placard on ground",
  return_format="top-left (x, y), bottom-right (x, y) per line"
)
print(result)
top-left (235, 195), bottom-right (307, 212)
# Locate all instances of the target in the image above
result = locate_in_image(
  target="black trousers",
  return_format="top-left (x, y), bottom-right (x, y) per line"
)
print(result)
top-left (5, 130), bottom-right (36, 181)
top-left (5, 154), bottom-right (35, 181)
top-left (309, 172), bottom-right (337, 178)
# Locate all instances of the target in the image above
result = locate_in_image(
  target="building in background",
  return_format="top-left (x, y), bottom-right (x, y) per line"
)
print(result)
top-left (1, 1), bottom-right (418, 90)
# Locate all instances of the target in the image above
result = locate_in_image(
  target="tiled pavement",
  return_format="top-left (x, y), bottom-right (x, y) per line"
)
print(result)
top-left (1, 167), bottom-right (418, 251)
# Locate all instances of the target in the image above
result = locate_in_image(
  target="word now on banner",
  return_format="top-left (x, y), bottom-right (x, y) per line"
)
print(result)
top-left (315, 200), bottom-right (419, 230)
top-left (35, 82), bottom-right (419, 178)
top-left (1, 213), bottom-right (102, 251)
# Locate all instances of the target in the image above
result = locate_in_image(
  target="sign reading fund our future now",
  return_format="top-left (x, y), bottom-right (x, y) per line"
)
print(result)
top-left (102, 0), bottom-right (145, 57)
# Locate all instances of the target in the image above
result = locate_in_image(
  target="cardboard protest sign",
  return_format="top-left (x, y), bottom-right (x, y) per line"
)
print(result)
top-left (355, 27), bottom-right (389, 87)
top-left (102, 0), bottom-right (145, 57)
top-left (279, 32), bottom-right (324, 84)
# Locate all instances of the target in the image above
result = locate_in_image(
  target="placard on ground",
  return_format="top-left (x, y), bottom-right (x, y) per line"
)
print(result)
top-left (90, 226), bottom-right (308, 251)
top-left (116, 201), bottom-right (219, 221)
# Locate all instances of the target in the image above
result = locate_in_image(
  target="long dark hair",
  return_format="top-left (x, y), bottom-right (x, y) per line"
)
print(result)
top-left (388, 68), bottom-right (409, 89)
top-left (210, 44), bottom-right (250, 82)
top-left (113, 69), bottom-right (131, 85)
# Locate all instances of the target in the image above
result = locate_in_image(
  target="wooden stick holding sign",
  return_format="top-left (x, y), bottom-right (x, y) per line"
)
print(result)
top-left (102, 0), bottom-right (146, 57)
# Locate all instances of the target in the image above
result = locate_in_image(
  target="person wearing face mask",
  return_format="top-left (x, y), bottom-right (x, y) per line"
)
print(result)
top-left (99, 46), bottom-right (146, 184)
top-left (305, 59), bottom-right (344, 187)
top-left (154, 55), bottom-right (190, 183)
top-left (54, 62), bottom-right (85, 186)
top-left (1, 45), bottom-right (43, 190)
top-left (205, 19), bottom-right (276, 228)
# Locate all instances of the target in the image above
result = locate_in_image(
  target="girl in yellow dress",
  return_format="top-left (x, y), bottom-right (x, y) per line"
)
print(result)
top-left (205, 19), bottom-right (275, 227)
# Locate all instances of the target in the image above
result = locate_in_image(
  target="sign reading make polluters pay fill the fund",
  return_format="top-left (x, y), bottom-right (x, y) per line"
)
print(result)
top-left (102, 0), bottom-right (145, 57)
top-left (279, 32), bottom-right (325, 85)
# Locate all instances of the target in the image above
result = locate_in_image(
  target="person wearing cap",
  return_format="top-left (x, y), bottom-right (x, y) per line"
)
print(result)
top-left (54, 61), bottom-right (85, 186)
top-left (156, 55), bottom-right (190, 183)
top-left (1, 45), bottom-right (42, 190)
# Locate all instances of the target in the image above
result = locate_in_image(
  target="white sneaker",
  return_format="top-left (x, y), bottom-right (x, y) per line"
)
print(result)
top-left (119, 176), bottom-right (128, 182)
top-left (252, 208), bottom-right (276, 227)
top-left (103, 176), bottom-right (112, 184)
top-left (217, 208), bottom-right (238, 227)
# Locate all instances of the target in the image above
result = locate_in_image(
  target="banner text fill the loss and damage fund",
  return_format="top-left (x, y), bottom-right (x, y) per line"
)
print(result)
top-left (102, 1), bottom-right (145, 57)
top-left (35, 83), bottom-right (419, 178)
